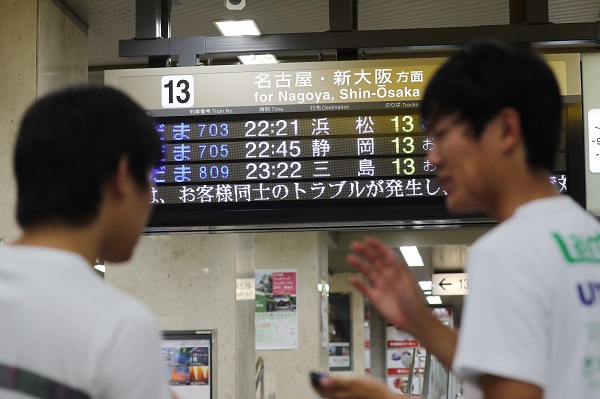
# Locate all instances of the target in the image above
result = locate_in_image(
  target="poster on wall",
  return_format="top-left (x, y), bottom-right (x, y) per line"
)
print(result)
top-left (385, 326), bottom-right (423, 396)
top-left (161, 335), bottom-right (212, 399)
top-left (255, 269), bottom-right (298, 350)
top-left (385, 308), bottom-right (454, 397)
top-left (328, 293), bottom-right (352, 371)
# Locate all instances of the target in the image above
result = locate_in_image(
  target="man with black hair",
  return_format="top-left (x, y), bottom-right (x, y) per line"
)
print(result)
top-left (313, 41), bottom-right (600, 399)
top-left (0, 86), bottom-right (171, 399)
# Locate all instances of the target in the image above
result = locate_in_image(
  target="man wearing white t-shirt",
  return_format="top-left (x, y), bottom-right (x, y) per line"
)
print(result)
top-left (312, 41), bottom-right (600, 399)
top-left (0, 86), bottom-right (171, 399)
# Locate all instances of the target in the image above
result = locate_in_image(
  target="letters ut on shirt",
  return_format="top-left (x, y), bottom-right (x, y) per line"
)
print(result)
top-left (552, 232), bottom-right (600, 306)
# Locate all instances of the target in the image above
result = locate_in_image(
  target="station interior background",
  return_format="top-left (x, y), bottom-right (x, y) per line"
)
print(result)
top-left (12, 1), bottom-right (600, 398)
top-left (61, 0), bottom-right (600, 326)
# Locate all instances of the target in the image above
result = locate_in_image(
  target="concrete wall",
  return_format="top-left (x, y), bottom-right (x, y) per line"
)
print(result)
top-left (0, 0), bottom-right (87, 242)
top-left (106, 231), bottom-right (330, 399)
top-left (0, 0), bottom-right (38, 242)
top-left (37, 0), bottom-right (88, 97)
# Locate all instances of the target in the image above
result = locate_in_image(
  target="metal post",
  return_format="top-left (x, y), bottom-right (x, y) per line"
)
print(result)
top-left (135, 0), bottom-right (162, 39)
top-left (509, 0), bottom-right (549, 25)
top-left (329, 0), bottom-right (359, 60)
top-left (329, 0), bottom-right (358, 32)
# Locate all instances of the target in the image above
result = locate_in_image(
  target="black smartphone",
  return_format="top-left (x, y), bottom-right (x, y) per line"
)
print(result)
top-left (310, 371), bottom-right (326, 387)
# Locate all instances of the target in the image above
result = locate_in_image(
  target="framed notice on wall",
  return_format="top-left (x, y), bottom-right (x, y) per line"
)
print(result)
top-left (162, 330), bottom-right (215, 399)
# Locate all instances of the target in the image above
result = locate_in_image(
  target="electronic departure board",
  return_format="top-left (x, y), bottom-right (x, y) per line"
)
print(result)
top-left (105, 56), bottom-right (584, 231)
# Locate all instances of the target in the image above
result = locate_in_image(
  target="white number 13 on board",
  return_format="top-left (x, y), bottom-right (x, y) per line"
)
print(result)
top-left (161, 75), bottom-right (194, 108)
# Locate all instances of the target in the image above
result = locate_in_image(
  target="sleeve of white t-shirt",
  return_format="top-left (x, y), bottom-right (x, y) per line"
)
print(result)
top-left (92, 300), bottom-right (171, 399)
top-left (452, 239), bottom-right (550, 390)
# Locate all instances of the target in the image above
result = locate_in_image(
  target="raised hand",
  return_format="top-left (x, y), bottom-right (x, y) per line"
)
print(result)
top-left (346, 236), bottom-right (427, 336)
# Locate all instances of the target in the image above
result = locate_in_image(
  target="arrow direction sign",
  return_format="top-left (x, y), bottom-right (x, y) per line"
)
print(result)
top-left (432, 273), bottom-right (469, 296)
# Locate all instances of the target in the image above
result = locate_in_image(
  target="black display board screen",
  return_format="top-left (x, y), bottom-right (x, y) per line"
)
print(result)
top-left (148, 104), bottom-right (580, 231)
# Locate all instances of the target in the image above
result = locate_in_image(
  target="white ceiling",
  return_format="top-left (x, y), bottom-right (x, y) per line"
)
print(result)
top-left (59, 0), bottom-right (600, 68)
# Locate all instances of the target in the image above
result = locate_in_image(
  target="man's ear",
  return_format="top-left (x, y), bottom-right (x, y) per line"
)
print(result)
top-left (498, 107), bottom-right (522, 154)
top-left (104, 156), bottom-right (131, 200)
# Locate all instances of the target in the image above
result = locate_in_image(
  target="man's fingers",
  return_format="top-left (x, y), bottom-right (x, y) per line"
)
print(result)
top-left (317, 377), bottom-right (359, 399)
top-left (314, 376), bottom-right (344, 399)
top-left (365, 237), bottom-right (407, 267)
top-left (350, 240), bottom-right (387, 267)
top-left (346, 254), bottom-right (381, 284)
top-left (351, 237), bottom-right (408, 276)
top-left (349, 245), bottom-right (407, 280)
top-left (348, 275), bottom-right (375, 301)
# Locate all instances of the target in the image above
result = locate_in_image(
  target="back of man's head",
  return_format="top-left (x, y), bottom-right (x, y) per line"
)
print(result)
top-left (421, 40), bottom-right (561, 172)
top-left (14, 85), bottom-right (161, 230)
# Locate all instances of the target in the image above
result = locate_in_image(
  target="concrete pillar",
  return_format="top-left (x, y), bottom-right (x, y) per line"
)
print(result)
top-left (254, 231), bottom-right (329, 399)
top-left (235, 233), bottom-right (256, 399)
top-left (107, 234), bottom-right (240, 399)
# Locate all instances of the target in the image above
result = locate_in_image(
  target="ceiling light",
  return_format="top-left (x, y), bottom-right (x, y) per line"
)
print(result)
top-left (238, 54), bottom-right (278, 64)
top-left (426, 296), bottom-right (442, 305)
top-left (400, 246), bottom-right (424, 267)
top-left (214, 20), bottom-right (278, 65)
top-left (214, 19), bottom-right (261, 36)
top-left (418, 281), bottom-right (432, 290)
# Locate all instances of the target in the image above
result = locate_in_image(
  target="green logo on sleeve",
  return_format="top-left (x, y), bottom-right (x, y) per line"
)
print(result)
top-left (552, 232), bottom-right (600, 264)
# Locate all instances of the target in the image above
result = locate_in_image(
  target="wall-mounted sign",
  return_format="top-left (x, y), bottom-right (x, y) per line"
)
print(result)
top-left (588, 109), bottom-right (600, 173)
top-left (432, 273), bottom-right (469, 296)
top-left (235, 278), bottom-right (255, 300)
top-left (105, 56), bottom-right (582, 230)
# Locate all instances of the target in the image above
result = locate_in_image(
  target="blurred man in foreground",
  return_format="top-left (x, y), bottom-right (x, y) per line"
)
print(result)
top-left (0, 86), bottom-right (171, 399)
top-left (313, 40), bottom-right (600, 399)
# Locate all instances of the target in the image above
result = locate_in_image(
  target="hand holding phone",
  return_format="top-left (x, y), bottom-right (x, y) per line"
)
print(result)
top-left (310, 371), bottom-right (326, 387)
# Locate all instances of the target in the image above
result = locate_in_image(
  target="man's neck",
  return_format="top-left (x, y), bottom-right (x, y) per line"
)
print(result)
top-left (13, 225), bottom-right (101, 266)
top-left (490, 170), bottom-right (560, 222)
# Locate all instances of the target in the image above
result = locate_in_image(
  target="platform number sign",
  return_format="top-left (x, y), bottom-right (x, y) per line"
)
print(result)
top-left (161, 75), bottom-right (194, 108)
